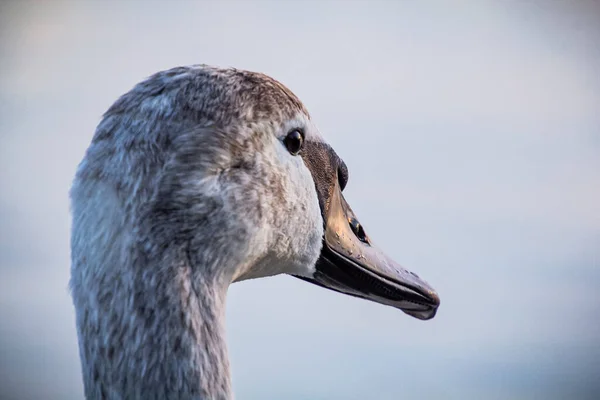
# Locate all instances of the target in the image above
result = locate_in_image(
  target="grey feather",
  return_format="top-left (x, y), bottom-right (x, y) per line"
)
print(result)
top-left (70, 65), bottom-right (324, 399)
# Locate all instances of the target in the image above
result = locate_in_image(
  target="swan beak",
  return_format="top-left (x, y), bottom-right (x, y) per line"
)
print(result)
top-left (298, 186), bottom-right (440, 320)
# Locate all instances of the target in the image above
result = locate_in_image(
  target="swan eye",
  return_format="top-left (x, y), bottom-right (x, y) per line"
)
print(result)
top-left (348, 217), bottom-right (369, 244)
top-left (284, 129), bottom-right (304, 155)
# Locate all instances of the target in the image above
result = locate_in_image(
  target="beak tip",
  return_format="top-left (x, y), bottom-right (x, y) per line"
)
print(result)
top-left (405, 304), bottom-right (439, 320)
top-left (428, 290), bottom-right (441, 307)
top-left (407, 288), bottom-right (440, 320)
top-left (424, 306), bottom-right (439, 320)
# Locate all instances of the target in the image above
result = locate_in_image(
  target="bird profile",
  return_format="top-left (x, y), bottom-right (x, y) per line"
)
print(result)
top-left (70, 65), bottom-right (440, 399)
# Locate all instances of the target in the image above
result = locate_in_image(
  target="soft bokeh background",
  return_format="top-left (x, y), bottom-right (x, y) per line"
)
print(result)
top-left (1, 1), bottom-right (599, 399)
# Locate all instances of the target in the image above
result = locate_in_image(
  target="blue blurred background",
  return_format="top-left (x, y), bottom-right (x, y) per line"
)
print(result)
top-left (1, 1), bottom-right (599, 399)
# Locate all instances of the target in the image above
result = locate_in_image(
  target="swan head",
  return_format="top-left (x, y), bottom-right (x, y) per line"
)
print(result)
top-left (76, 65), bottom-right (439, 320)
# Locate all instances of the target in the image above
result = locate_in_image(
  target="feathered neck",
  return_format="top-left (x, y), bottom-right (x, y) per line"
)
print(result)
top-left (71, 211), bottom-right (234, 399)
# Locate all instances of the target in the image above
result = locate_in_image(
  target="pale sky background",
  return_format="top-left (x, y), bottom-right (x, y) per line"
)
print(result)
top-left (1, 1), bottom-right (599, 399)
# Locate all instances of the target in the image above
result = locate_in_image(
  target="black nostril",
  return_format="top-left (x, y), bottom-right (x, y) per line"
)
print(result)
top-left (348, 217), bottom-right (369, 244)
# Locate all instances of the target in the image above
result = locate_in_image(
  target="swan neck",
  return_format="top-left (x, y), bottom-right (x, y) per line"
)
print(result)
top-left (74, 243), bottom-right (232, 400)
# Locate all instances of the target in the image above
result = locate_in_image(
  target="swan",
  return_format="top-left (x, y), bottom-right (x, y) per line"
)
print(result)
top-left (70, 65), bottom-right (440, 399)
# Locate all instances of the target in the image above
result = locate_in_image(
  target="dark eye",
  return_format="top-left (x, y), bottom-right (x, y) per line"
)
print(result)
top-left (284, 129), bottom-right (304, 155)
top-left (348, 217), bottom-right (369, 244)
top-left (338, 161), bottom-right (349, 191)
